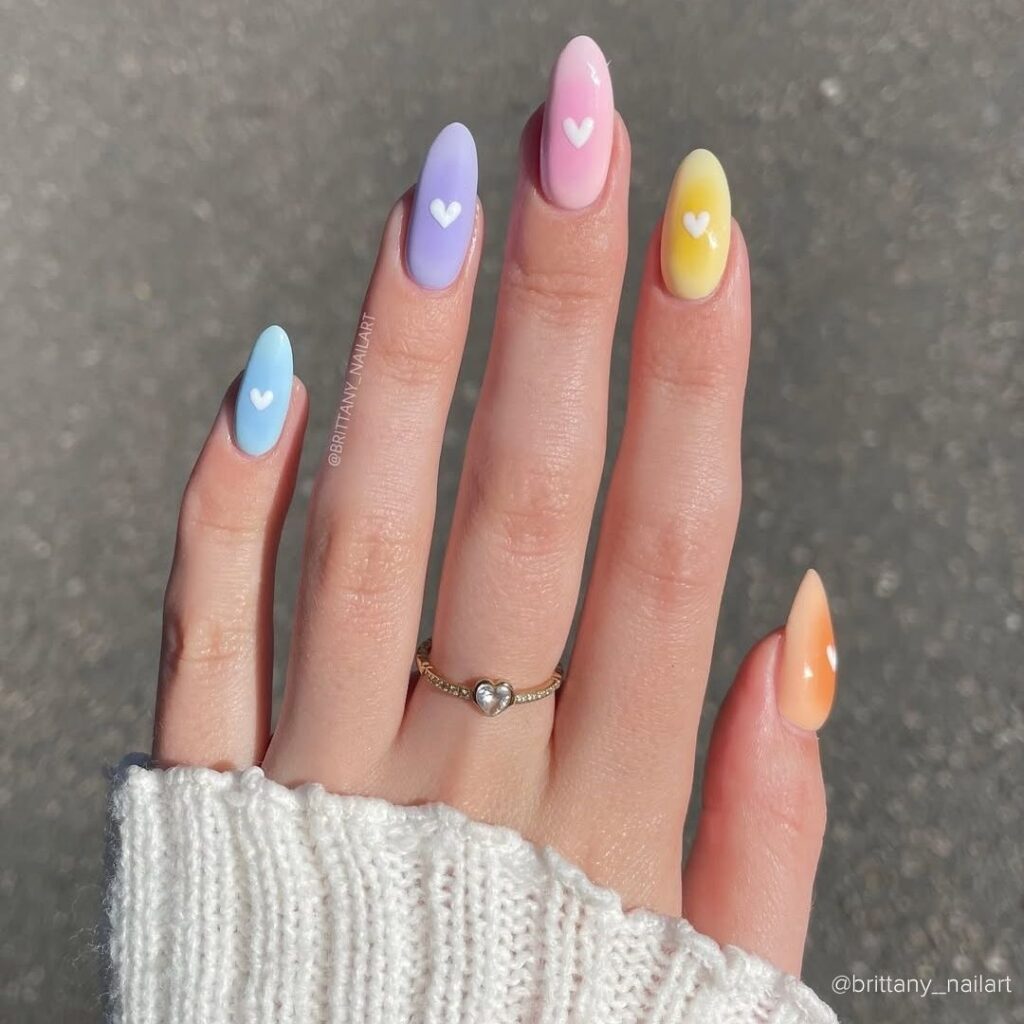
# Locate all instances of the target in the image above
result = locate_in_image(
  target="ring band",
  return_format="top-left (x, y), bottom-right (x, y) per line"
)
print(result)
top-left (415, 638), bottom-right (563, 717)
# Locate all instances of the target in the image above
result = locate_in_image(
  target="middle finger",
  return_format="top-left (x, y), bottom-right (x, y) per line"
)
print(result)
top-left (402, 37), bottom-right (628, 770)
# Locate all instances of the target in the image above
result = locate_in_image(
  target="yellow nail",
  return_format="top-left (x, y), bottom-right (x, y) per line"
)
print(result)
top-left (778, 569), bottom-right (837, 731)
top-left (659, 148), bottom-right (731, 300)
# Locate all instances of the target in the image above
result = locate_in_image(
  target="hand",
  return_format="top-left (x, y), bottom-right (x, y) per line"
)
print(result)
top-left (153, 36), bottom-right (836, 978)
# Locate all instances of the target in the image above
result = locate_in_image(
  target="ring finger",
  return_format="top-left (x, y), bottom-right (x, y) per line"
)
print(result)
top-left (264, 123), bottom-right (482, 789)
top-left (554, 150), bottom-right (752, 888)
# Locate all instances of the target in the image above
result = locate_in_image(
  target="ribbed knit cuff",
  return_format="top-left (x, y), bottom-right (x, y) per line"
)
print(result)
top-left (105, 761), bottom-right (838, 1024)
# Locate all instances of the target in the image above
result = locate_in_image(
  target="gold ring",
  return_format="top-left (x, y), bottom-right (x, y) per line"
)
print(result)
top-left (415, 638), bottom-right (563, 717)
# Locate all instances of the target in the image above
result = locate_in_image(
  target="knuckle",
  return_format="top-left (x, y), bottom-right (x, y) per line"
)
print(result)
top-left (636, 329), bottom-right (742, 407)
top-left (373, 313), bottom-right (459, 388)
top-left (306, 508), bottom-right (424, 616)
top-left (178, 481), bottom-right (262, 546)
top-left (160, 604), bottom-right (251, 679)
top-left (612, 478), bottom-right (740, 605)
top-left (759, 775), bottom-right (828, 848)
top-left (502, 256), bottom-right (609, 329)
top-left (465, 447), bottom-right (598, 560)
top-left (703, 760), bottom-right (827, 850)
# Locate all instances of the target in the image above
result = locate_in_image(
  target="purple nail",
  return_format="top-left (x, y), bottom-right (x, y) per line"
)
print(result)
top-left (406, 122), bottom-right (478, 290)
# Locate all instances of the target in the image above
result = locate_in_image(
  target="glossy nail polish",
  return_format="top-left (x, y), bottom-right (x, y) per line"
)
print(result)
top-left (540, 35), bottom-right (614, 210)
top-left (406, 122), bottom-right (478, 290)
top-left (660, 148), bottom-right (731, 300)
top-left (778, 569), bottom-right (837, 731)
top-left (234, 325), bottom-right (293, 456)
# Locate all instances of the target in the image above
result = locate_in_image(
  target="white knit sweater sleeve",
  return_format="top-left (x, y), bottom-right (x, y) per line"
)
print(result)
top-left (105, 760), bottom-right (839, 1024)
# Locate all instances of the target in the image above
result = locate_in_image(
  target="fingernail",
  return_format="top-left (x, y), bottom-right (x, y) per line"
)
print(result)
top-left (660, 148), bottom-right (731, 300)
top-left (540, 35), bottom-right (614, 210)
top-left (406, 122), bottom-right (478, 290)
top-left (778, 569), bottom-right (838, 731)
top-left (234, 325), bottom-right (293, 456)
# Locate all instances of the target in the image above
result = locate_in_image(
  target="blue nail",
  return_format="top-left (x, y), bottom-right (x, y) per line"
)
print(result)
top-left (234, 325), bottom-right (293, 456)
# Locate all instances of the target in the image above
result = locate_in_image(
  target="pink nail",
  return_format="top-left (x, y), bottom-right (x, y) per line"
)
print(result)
top-left (540, 35), bottom-right (614, 211)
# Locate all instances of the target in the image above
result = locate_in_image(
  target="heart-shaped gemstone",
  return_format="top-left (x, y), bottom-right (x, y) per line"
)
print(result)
top-left (473, 678), bottom-right (514, 717)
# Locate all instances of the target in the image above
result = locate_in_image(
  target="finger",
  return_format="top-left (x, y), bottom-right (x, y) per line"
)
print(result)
top-left (682, 572), bottom-right (837, 975)
top-left (263, 124), bottom-right (481, 788)
top-left (154, 326), bottom-right (307, 769)
top-left (401, 38), bottom-right (626, 768)
top-left (555, 150), bottom-right (749, 823)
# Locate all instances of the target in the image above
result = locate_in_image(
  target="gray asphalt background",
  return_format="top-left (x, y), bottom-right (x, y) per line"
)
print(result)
top-left (2, 0), bottom-right (1022, 1020)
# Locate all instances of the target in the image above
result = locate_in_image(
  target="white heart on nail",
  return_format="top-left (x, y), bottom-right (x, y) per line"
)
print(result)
top-left (683, 210), bottom-right (711, 239)
top-left (826, 643), bottom-right (838, 672)
top-left (429, 198), bottom-right (462, 228)
top-left (249, 388), bottom-right (274, 411)
top-left (562, 116), bottom-right (594, 149)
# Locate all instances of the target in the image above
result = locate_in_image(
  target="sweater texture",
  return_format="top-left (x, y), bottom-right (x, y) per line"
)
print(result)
top-left (105, 760), bottom-right (838, 1024)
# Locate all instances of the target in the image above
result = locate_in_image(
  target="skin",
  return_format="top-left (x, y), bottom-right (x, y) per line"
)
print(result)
top-left (153, 110), bottom-right (827, 978)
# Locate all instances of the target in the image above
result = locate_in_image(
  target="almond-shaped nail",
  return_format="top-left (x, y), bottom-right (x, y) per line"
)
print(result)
top-left (406, 122), bottom-right (478, 290)
top-left (234, 325), bottom-right (293, 456)
top-left (660, 148), bottom-right (731, 300)
top-left (778, 569), bottom-right (837, 731)
top-left (540, 35), bottom-right (614, 210)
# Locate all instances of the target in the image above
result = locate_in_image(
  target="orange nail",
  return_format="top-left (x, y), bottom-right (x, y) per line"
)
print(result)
top-left (778, 569), bottom-right (837, 731)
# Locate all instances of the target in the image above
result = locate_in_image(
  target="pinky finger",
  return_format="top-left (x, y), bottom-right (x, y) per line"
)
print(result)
top-left (681, 571), bottom-right (837, 976)
top-left (154, 326), bottom-right (308, 769)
